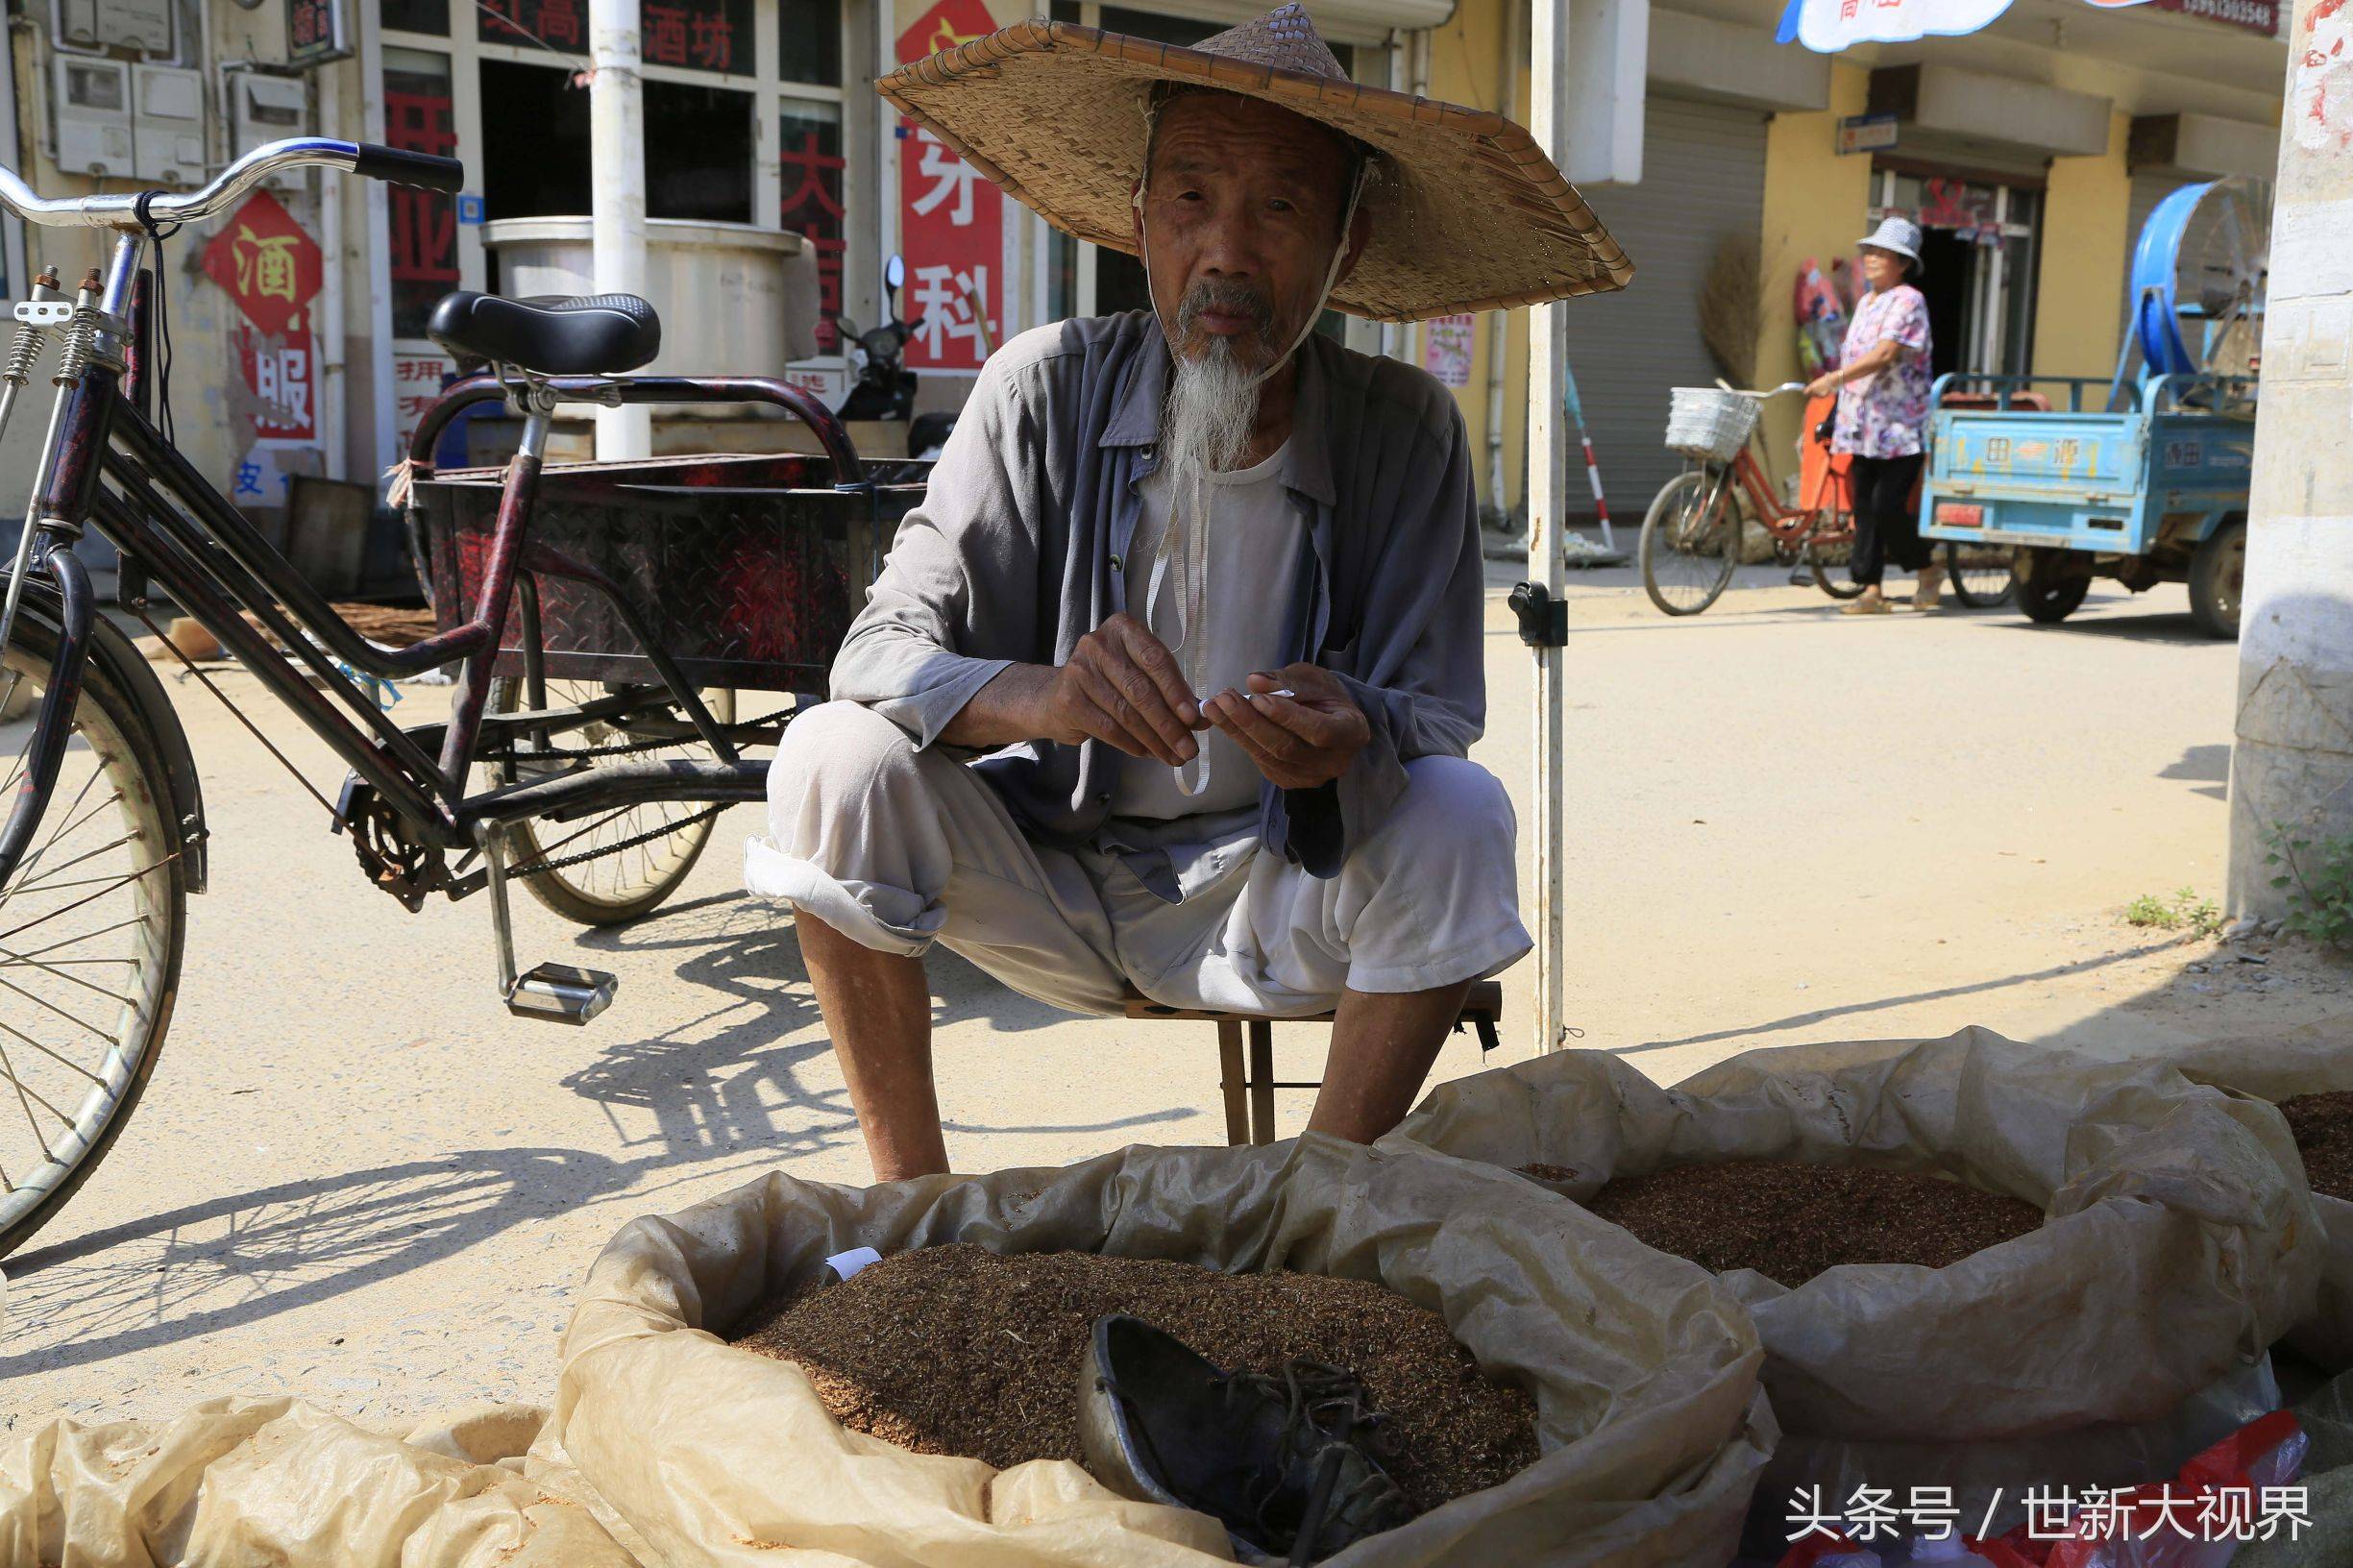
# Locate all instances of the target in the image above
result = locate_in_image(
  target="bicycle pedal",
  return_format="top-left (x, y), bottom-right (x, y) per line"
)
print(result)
top-left (504, 962), bottom-right (617, 1025)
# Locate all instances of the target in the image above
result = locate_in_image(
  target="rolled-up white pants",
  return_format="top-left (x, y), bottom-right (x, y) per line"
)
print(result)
top-left (744, 701), bottom-right (1530, 1017)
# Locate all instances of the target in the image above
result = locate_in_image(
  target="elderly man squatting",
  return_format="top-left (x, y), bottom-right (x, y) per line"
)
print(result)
top-left (746, 7), bottom-right (1628, 1178)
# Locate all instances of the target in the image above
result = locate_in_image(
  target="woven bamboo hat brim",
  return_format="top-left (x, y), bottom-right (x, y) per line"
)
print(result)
top-left (878, 4), bottom-right (1632, 323)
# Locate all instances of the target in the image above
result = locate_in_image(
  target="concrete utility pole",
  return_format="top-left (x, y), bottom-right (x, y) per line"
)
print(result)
top-left (2225, 0), bottom-right (2353, 916)
top-left (589, 0), bottom-right (651, 459)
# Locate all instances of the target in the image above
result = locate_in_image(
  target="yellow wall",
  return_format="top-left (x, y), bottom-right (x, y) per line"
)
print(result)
top-left (1752, 63), bottom-right (1875, 474)
top-left (2032, 110), bottom-right (2134, 380)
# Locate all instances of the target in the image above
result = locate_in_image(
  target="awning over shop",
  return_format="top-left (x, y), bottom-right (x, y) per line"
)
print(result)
top-left (2128, 111), bottom-right (2279, 179)
top-left (1651, 8), bottom-right (1831, 112)
top-left (1867, 61), bottom-right (2114, 163)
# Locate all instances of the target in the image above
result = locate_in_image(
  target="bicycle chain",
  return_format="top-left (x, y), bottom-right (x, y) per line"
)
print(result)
top-left (502, 801), bottom-right (727, 882)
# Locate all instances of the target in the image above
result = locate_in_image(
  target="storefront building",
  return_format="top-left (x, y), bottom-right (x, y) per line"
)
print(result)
top-left (0, 0), bottom-right (2294, 534)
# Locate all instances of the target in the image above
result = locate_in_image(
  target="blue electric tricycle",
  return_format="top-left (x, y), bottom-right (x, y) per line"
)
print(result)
top-left (1917, 370), bottom-right (2253, 636)
top-left (1917, 177), bottom-right (2266, 639)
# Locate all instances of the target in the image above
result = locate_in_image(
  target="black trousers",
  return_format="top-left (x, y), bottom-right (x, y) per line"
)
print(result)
top-left (1848, 452), bottom-right (1931, 586)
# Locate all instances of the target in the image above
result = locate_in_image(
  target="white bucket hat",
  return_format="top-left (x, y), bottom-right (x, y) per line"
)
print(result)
top-left (1855, 215), bottom-right (1924, 275)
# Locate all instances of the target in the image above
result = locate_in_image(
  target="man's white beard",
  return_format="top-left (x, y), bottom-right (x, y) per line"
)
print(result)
top-left (1145, 333), bottom-right (1263, 798)
top-left (1161, 333), bottom-right (1262, 482)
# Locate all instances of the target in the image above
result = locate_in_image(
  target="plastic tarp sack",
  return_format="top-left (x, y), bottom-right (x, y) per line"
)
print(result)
top-left (2170, 1020), bottom-right (2353, 1370)
top-left (0, 1396), bottom-right (642, 1567)
top-left (548, 1132), bottom-right (1779, 1568)
top-left (1386, 1029), bottom-right (2322, 1536)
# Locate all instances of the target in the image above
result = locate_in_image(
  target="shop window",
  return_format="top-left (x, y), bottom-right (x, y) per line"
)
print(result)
top-left (646, 81), bottom-right (753, 222)
top-left (380, 0), bottom-right (449, 36)
top-left (778, 0), bottom-right (841, 87)
top-left (479, 60), bottom-right (591, 226)
top-left (383, 48), bottom-right (458, 339)
top-left (780, 99), bottom-right (846, 350)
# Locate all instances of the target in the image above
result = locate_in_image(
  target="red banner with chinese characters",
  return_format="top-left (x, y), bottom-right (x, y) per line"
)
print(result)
top-left (895, 0), bottom-right (1003, 372)
top-left (200, 189), bottom-right (324, 338)
top-left (383, 72), bottom-right (458, 342)
top-left (780, 114), bottom-right (847, 352)
top-left (237, 326), bottom-right (318, 442)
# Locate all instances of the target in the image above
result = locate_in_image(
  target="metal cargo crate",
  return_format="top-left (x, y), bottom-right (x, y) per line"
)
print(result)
top-left (414, 452), bottom-right (926, 694)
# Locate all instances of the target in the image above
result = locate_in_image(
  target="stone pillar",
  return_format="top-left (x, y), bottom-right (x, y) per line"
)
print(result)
top-left (2225, 0), bottom-right (2353, 915)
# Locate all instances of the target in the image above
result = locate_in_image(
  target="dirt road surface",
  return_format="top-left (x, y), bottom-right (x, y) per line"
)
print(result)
top-left (3, 564), bottom-right (2343, 1428)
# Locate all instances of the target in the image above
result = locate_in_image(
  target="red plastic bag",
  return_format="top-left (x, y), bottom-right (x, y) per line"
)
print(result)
top-left (2027, 1411), bottom-right (2308, 1568)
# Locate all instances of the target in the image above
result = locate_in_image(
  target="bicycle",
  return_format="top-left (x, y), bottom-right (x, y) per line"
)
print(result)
top-left (1637, 383), bottom-right (2017, 618)
top-left (0, 138), bottom-right (911, 1257)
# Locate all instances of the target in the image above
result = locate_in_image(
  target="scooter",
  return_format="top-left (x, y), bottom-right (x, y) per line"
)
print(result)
top-left (832, 255), bottom-right (957, 459)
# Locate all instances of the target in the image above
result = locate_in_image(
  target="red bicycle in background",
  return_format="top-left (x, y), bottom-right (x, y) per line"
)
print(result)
top-left (1638, 384), bottom-right (2016, 617)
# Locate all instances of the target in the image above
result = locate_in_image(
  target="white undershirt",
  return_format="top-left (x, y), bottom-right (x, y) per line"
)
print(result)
top-left (1111, 440), bottom-right (1302, 821)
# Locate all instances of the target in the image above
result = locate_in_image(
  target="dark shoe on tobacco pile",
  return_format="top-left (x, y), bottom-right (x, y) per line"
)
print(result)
top-left (1078, 1314), bottom-right (1413, 1565)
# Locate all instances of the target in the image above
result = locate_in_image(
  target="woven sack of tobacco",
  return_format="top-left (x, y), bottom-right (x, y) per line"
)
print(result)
top-left (541, 1133), bottom-right (1777, 1567)
top-left (2170, 1018), bottom-right (2353, 1370)
top-left (1385, 1027), bottom-right (2320, 1521)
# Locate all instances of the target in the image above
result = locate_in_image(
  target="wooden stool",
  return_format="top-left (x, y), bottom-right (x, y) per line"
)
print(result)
top-left (1120, 981), bottom-right (1505, 1146)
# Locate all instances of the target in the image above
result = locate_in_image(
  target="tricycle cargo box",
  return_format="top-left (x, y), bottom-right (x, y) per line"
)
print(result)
top-left (415, 452), bottom-right (925, 694)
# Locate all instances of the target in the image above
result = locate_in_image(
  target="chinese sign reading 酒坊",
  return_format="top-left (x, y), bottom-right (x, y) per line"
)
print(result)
top-left (478, 0), bottom-right (751, 71)
top-left (895, 0), bottom-right (1004, 373)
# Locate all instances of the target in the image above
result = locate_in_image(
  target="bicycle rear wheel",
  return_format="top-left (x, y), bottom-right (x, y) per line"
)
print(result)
top-left (1945, 542), bottom-right (2019, 608)
top-left (1639, 469), bottom-right (1739, 616)
top-left (486, 676), bottom-right (736, 925)
top-left (0, 618), bottom-right (186, 1260)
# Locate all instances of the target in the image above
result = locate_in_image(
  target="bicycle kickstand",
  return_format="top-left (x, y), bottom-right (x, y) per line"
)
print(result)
top-left (480, 826), bottom-right (619, 1025)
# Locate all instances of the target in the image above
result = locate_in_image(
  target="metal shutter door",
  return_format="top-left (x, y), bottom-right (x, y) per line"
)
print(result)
top-left (1564, 95), bottom-right (1769, 522)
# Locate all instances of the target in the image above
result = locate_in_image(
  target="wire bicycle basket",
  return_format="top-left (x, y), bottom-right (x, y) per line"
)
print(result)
top-left (1664, 387), bottom-right (1764, 464)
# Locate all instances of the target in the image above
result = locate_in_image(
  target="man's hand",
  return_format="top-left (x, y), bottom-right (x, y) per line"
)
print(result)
top-left (1202, 665), bottom-right (1369, 790)
top-left (1038, 612), bottom-right (1203, 766)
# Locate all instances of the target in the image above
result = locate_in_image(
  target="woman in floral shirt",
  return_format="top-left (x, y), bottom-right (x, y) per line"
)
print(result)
top-left (1806, 217), bottom-right (1939, 614)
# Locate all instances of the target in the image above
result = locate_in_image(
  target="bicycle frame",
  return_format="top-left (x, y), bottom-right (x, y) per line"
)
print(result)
top-left (1699, 424), bottom-right (1852, 551)
top-left (0, 225), bottom-right (858, 892)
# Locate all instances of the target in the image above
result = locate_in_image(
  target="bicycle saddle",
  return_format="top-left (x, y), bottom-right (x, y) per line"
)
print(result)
top-left (426, 291), bottom-right (661, 377)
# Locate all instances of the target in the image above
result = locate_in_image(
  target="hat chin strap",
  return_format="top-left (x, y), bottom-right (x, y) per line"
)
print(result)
top-left (1127, 165), bottom-right (1365, 799)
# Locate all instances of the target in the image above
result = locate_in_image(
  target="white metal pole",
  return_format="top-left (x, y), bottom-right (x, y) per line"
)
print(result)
top-left (358, 7), bottom-right (398, 483)
top-left (590, 0), bottom-right (651, 459)
top-left (317, 61), bottom-right (348, 482)
top-left (1528, 0), bottom-right (1571, 1055)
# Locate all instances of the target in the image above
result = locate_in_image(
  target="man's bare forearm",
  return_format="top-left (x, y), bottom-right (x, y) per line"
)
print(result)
top-left (939, 663), bottom-right (1057, 747)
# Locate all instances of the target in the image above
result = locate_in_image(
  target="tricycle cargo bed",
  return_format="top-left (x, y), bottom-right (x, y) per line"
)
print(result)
top-left (415, 451), bottom-right (927, 694)
top-left (1920, 377), bottom-right (2252, 557)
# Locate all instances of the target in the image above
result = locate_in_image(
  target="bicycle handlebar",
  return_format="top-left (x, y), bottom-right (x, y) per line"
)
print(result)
top-left (0, 136), bottom-right (466, 231)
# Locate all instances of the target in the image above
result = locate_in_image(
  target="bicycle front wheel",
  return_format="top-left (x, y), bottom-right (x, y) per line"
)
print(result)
top-left (0, 616), bottom-right (187, 1260)
top-left (487, 677), bottom-right (737, 926)
top-left (1639, 469), bottom-right (1739, 616)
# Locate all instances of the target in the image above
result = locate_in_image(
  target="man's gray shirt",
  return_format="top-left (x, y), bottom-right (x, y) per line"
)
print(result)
top-left (827, 310), bottom-right (1485, 889)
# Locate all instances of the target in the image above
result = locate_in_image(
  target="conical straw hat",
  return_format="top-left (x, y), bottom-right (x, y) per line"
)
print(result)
top-left (878, 3), bottom-right (1633, 323)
